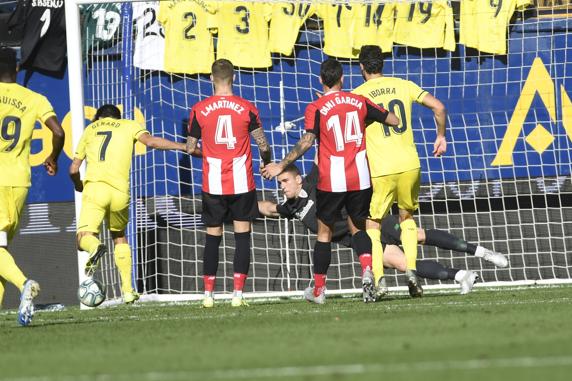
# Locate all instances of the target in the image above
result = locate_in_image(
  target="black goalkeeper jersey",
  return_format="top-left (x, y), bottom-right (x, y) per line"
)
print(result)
top-left (275, 163), bottom-right (403, 248)
top-left (276, 164), bottom-right (351, 246)
top-left (8, 0), bottom-right (66, 73)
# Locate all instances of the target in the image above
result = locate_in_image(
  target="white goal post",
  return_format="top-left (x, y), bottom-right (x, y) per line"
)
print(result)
top-left (65, 0), bottom-right (572, 305)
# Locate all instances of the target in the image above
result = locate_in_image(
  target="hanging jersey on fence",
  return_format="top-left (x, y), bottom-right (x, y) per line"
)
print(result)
top-left (211, 1), bottom-right (272, 68)
top-left (315, 3), bottom-right (359, 59)
top-left (158, 0), bottom-right (216, 74)
top-left (352, 2), bottom-right (396, 53)
top-left (460, 0), bottom-right (532, 55)
top-left (133, 1), bottom-right (165, 71)
top-left (188, 95), bottom-right (262, 195)
top-left (7, 0), bottom-right (67, 73)
top-left (269, 2), bottom-right (315, 56)
top-left (393, 0), bottom-right (455, 51)
top-left (81, 3), bottom-right (122, 56)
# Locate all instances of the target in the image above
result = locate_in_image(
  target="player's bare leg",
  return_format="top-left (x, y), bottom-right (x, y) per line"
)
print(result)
top-left (231, 220), bottom-right (252, 307)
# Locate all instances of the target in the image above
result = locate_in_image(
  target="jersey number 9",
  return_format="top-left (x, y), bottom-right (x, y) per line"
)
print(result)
top-left (0, 116), bottom-right (22, 152)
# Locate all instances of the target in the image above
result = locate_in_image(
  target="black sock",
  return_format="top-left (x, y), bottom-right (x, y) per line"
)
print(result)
top-left (424, 229), bottom-right (477, 255)
top-left (233, 231), bottom-right (251, 275)
top-left (350, 230), bottom-right (372, 259)
top-left (313, 241), bottom-right (332, 275)
top-left (203, 234), bottom-right (222, 276)
top-left (416, 260), bottom-right (457, 280)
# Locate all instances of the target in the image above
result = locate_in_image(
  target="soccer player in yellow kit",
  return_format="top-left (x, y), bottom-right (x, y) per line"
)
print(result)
top-left (353, 45), bottom-right (447, 298)
top-left (0, 47), bottom-right (65, 325)
top-left (69, 104), bottom-right (195, 304)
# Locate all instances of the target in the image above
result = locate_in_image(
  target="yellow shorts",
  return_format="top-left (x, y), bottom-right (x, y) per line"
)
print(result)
top-left (369, 168), bottom-right (420, 220)
top-left (0, 186), bottom-right (28, 240)
top-left (78, 182), bottom-right (130, 234)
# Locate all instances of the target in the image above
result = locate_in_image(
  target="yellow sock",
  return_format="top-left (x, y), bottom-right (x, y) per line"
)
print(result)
top-left (400, 219), bottom-right (418, 270)
top-left (79, 234), bottom-right (101, 255)
top-left (367, 228), bottom-right (384, 283)
top-left (114, 244), bottom-right (133, 294)
top-left (0, 278), bottom-right (5, 308)
top-left (0, 248), bottom-right (27, 291)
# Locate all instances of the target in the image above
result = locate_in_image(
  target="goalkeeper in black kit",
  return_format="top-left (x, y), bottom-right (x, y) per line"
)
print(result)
top-left (258, 163), bottom-right (508, 298)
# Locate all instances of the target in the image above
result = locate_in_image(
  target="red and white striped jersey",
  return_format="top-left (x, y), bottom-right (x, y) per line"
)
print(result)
top-left (189, 95), bottom-right (262, 195)
top-left (304, 91), bottom-right (389, 192)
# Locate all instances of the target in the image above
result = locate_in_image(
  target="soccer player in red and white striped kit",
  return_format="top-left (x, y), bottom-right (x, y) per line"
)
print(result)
top-left (262, 58), bottom-right (400, 303)
top-left (186, 59), bottom-right (272, 308)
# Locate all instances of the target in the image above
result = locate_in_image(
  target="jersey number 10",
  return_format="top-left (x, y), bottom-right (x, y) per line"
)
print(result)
top-left (327, 111), bottom-right (363, 152)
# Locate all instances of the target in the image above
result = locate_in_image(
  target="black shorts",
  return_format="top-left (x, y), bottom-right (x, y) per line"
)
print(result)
top-left (381, 214), bottom-right (402, 246)
top-left (316, 188), bottom-right (372, 227)
top-left (202, 190), bottom-right (259, 227)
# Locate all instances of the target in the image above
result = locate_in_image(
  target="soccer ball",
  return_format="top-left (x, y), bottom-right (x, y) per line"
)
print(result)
top-left (78, 278), bottom-right (106, 307)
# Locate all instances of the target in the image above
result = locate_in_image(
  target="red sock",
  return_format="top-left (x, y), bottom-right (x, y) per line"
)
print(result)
top-left (203, 275), bottom-right (216, 292)
top-left (359, 254), bottom-right (372, 274)
top-left (314, 274), bottom-right (326, 296)
top-left (233, 273), bottom-right (248, 291)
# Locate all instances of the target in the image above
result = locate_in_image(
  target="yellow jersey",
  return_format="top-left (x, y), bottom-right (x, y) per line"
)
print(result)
top-left (393, 0), bottom-right (455, 51)
top-left (460, 0), bottom-right (532, 55)
top-left (315, 2), bottom-right (360, 59)
top-left (74, 118), bottom-right (149, 194)
top-left (352, 2), bottom-right (396, 53)
top-left (158, 0), bottom-right (216, 74)
top-left (353, 76), bottom-right (427, 177)
top-left (211, 1), bottom-right (272, 68)
top-left (269, 2), bottom-right (315, 55)
top-left (0, 82), bottom-right (56, 187)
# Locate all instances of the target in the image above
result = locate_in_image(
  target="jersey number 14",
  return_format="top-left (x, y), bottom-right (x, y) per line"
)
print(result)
top-left (327, 111), bottom-right (363, 152)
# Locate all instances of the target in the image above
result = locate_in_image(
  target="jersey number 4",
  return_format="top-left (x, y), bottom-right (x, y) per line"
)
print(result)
top-left (327, 111), bottom-right (363, 152)
top-left (215, 115), bottom-right (237, 149)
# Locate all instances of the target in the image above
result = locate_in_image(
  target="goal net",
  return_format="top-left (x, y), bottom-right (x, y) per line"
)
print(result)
top-left (65, 0), bottom-right (572, 303)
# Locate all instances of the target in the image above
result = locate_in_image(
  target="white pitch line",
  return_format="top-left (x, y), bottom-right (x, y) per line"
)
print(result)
top-left (2, 356), bottom-right (572, 381)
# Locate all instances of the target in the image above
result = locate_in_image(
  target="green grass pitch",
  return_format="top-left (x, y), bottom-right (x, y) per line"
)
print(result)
top-left (1, 286), bottom-right (572, 381)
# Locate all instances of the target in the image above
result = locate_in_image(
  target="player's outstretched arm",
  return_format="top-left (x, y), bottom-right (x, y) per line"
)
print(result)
top-left (43, 116), bottom-right (65, 176)
top-left (421, 93), bottom-right (447, 157)
top-left (262, 132), bottom-right (315, 179)
top-left (364, 99), bottom-right (400, 127)
top-left (258, 201), bottom-right (280, 217)
top-left (138, 133), bottom-right (187, 152)
top-left (69, 158), bottom-right (84, 192)
top-left (250, 127), bottom-right (271, 166)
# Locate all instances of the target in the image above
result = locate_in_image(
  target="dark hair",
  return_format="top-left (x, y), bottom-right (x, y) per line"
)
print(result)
top-left (94, 104), bottom-right (121, 121)
top-left (320, 58), bottom-right (343, 88)
top-left (280, 163), bottom-right (301, 177)
top-left (211, 59), bottom-right (234, 83)
top-left (358, 45), bottom-right (384, 74)
top-left (0, 46), bottom-right (17, 75)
